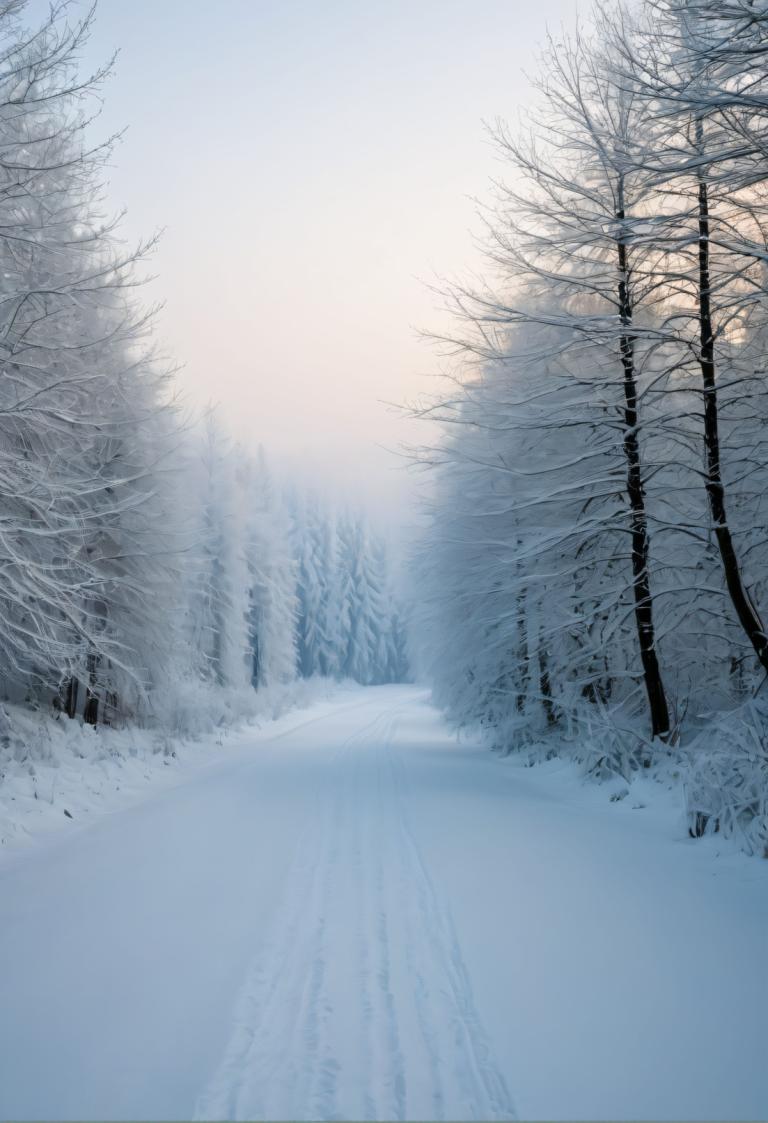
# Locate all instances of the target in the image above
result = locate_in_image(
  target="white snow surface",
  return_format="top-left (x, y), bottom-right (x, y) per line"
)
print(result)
top-left (0, 684), bottom-right (766, 1121)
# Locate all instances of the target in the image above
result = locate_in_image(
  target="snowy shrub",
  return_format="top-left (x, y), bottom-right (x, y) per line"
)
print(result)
top-left (684, 705), bottom-right (768, 858)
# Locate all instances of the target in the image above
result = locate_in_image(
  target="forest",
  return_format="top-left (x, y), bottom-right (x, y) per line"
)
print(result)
top-left (0, 1), bottom-right (766, 1120)
top-left (1, 0), bottom-right (768, 859)
top-left (413, 0), bottom-right (768, 857)
top-left (0, 0), bottom-right (406, 750)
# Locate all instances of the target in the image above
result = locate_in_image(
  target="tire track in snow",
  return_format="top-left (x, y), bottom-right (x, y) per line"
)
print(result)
top-left (359, 710), bottom-right (409, 1122)
top-left (385, 734), bottom-right (516, 1120)
top-left (370, 710), bottom-right (516, 1121)
top-left (194, 701), bottom-right (516, 1121)
top-left (194, 708), bottom-right (396, 1122)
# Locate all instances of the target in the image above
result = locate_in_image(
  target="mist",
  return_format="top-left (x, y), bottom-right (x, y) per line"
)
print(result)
top-left (53, 0), bottom-right (580, 520)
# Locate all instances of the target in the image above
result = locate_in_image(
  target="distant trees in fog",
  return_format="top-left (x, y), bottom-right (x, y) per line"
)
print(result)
top-left (186, 424), bottom-right (409, 702)
top-left (291, 495), bottom-right (409, 687)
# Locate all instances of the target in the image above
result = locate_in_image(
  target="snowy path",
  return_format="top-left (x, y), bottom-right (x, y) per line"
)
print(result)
top-left (0, 685), bottom-right (766, 1121)
top-left (194, 703), bottom-right (514, 1122)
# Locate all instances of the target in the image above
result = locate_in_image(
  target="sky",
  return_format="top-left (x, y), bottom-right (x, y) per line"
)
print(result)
top-left (57, 0), bottom-right (579, 525)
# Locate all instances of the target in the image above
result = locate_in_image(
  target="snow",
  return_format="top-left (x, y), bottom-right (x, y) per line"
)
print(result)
top-left (0, 678), bottom-right (345, 855)
top-left (0, 685), bottom-right (766, 1121)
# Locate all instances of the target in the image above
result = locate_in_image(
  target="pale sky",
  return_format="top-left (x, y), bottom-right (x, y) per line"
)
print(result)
top-left (67, 0), bottom-right (578, 523)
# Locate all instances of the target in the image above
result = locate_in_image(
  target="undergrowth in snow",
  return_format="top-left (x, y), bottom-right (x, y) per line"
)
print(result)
top-left (683, 704), bottom-right (768, 859)
top-left (0, 677), bottom-right (346, 853)
top-left (483, 699), bottom-right (768, 860)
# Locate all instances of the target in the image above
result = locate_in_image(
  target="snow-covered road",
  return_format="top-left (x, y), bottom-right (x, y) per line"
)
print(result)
top-left (1, 685), bottom-right (766, 1121)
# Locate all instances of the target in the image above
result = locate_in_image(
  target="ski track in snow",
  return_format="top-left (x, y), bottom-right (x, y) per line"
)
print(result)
top-left (194, 704), bottom-right (517, 1122)
top-left (3, 685), bottom-right (767, 1122)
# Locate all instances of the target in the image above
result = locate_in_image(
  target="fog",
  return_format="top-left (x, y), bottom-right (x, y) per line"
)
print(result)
top-left (63, 0), bottom-right (579, 523)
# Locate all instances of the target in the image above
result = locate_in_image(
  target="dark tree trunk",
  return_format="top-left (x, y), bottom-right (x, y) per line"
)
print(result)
top-left (695, 122), bottom-right (768, 672)
top-left (82, 652), bottom-right (99, 725)
top-left (616, 184), bottom-right (671, 740)
top-left (251, 610), bottom-right (261, 689)
top-left (63, 676), bottom-right (79, 720)
top-left (538, 634), bottom-right (557, 727)
top-left (103, 688), bottom-right (118, 726)
top-left (516, 590), bottom-right (529, 714)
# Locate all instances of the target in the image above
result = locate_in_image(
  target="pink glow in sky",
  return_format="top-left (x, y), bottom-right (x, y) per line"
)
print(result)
top-left (63, 0), bottom-right (579, 521)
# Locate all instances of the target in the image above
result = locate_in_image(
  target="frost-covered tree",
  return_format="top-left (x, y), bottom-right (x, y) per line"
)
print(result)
top-left (242, 449), bottom-right (298, 688)
top-left (338, 514), bottom-right (380, 684)
top-left (414, 0), bottom-right (768, 796)
top-left (314, 513), bottom-right (344, 679)
top-left (0, 1), bottom-right (180, 721)
top-left (337, 513), bottom-right (408, 686)
top-left (417, 23), bottom-right (681, 741)
top-left (184, 419), bottom-right (250, 692)
top-left (291, 499), bottom-right (409, 685)
top-left (612, 0), bottom-right (768, 677)
top-left (291, 495), bottom-right (327, 678)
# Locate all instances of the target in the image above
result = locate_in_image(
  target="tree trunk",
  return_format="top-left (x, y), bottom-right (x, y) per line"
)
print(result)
top-left (63, 676), bottom-right (79, 720)
top-left (515, 586), bottom-right (529, 714)
top-left (616, 185), bottom-right (671, 740)
top-left (82, 652), bottom-right (99, 725)
top-left (538, 632), bottom-right (557, 727)
top-left (694, 119), bottom-right (768, 672)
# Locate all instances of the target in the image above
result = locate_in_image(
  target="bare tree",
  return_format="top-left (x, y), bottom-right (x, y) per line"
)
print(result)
top-left (419, 24), bottom-right (675, 739)
top-left (611, 0), bottom-right (768, 677)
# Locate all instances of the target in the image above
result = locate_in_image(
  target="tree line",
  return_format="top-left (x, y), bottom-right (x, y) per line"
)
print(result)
top-left (192, 422), bottom-right (409, 705)
top-left (414, 0), bottom-right (768, 848)
top-left (0, 2), bottom-right (407, 731)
